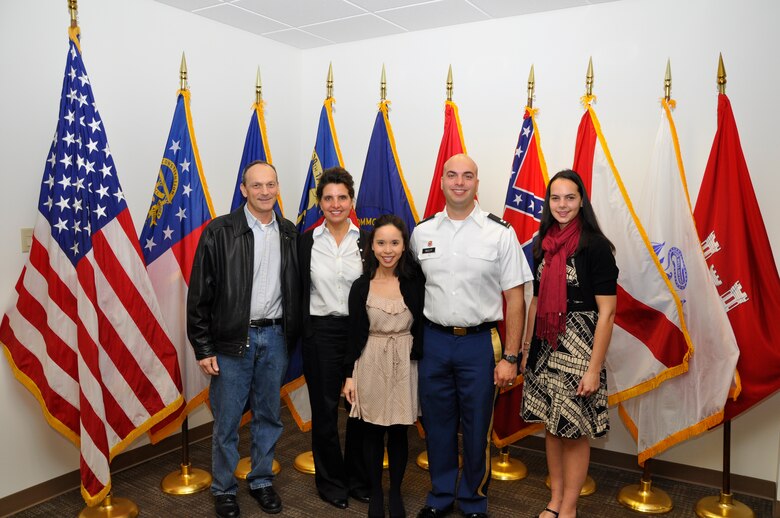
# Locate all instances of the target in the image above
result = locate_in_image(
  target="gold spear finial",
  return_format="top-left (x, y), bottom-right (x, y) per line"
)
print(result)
top-left (446, 65), bottom-right (453, 101)
top-left (68, 0), bottom-right (78, 28)
top-left (180, 52), bottom-right (188, 91)
top-left (326, 62), bottom-right (334, 99)
top-left (585, 56), bottom-right (594, 96)
top-left (527, 64), bottom-right (535, 108)
top-left (380, 64), bottom-right (387, 101)
top-left (717, 52), bottom-right (726, 94)
top-left (664, 59), bottom-right (672, 101)
top-left (256, 66), bottom-right (263, 103)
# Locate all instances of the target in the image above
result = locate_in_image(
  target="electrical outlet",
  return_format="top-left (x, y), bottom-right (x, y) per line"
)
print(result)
top-left (20, 228), bottom-right (33, 253)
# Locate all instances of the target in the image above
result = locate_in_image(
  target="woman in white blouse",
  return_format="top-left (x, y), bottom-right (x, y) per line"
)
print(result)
top-left (299, 167), bottom-right (369, 509)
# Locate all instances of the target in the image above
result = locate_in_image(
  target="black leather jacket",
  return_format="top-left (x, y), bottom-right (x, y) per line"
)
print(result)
top-left (187, 205), bottom-right (301, 359)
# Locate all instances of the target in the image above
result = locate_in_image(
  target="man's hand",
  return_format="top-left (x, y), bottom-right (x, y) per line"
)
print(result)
top-left (198, 356), bottom-right (220, 376)
top-left (494, 359), bottom-right (517, 388)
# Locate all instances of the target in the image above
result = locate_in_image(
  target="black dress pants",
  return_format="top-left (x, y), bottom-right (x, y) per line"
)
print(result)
top-left (303, 315), bottom-right (368, 499)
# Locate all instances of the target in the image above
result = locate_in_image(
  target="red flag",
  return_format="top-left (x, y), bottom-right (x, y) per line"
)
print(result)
top-left (423, 101), bottom-right (467, 218)
top-left (0, 27), bottom-right (182, 505)
top-left (694, 93), bottom-right (780, 419)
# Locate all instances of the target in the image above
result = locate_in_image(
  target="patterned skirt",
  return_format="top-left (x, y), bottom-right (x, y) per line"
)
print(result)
top-left (521, 310), bottom-right (609, 439)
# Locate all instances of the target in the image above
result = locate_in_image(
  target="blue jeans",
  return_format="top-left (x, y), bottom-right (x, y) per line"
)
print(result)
top-left (210, 325), bottom-right (288, 495)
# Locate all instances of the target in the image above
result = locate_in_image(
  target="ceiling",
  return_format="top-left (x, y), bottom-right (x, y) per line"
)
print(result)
top-left (154, 0), bottom-right (620, 49)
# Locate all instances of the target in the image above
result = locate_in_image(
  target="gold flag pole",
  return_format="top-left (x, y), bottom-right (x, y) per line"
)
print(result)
top-left (491, 64), bottom-right (539, 483)
top-left (693, 54), bottom-right (754, 518)
top-left (616, 63), bottom-right (677, 513)
top-left (293, 65), bottom-right (338, 477)
top-left (380, 63), bottom-right (387, 102)
top-left (326, 61), bottom-right (334, 100)
top-left (70, 1), bottom-right (137, 516)
top-left (446, 64), bottom-right (453, 102)
top-left (231, 66), bottom-right (283, 482)
top-left (231, 68), bottom-right (285, 480)
top-left (546, 56), bottom-right (603, 500)
top-left (159, 55), bottom-right (212, 497)
top-left (256, 66), bottom-right (263, 103)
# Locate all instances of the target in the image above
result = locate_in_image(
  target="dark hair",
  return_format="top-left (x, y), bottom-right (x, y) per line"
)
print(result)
top-left (363, 214), bottom-right (416, 280)
top-left (316, 167), bottom-right (355, 201)
top-left (241, 160), bottom-right (277, 184)
top-left (533, 169), bottom-right (614, 264)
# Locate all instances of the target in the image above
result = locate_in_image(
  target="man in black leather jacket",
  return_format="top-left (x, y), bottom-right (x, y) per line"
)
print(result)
top-left (187, 160), bottom-right (301, 518)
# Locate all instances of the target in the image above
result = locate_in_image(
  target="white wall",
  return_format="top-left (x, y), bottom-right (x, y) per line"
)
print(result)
top-left (1, 0), bottom-right (778, 503)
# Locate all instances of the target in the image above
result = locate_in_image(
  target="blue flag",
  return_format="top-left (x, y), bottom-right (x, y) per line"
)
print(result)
top-left (295, 98), bottom-right (343, 232)
top-left (356, 101), bottom-right (418, 233)
top-left (231, 101), bottom-right (283, 215)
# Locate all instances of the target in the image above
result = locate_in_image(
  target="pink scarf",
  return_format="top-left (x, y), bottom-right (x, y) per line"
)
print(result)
top-left (535, 219), bottom-right (581, 350)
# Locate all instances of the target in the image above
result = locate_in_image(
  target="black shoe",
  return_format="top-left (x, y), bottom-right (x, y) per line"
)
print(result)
top-left (464, 514), bottom-right (488, 518)
top-left (214, 494), bottom-right (240, 518)
top-left (350, 489), bottom-right (371, 503)
top-left (249, 486), bottom-right (282, 514)
top-left (416, 504), bottom-right (453, 518)
top-left (319, 492), bottom-right (349, 509)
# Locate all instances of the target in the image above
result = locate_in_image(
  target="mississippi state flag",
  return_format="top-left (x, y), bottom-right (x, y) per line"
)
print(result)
top-left (573, 96), bottom-right (692, 403)
top-left (492, 106), bottom-right (548, 448)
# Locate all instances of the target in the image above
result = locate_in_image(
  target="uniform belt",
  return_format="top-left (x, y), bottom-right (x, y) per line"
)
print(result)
top-left (249, 318), bottom-right (283, 328)
top-left (425, 320), bottom-right (497, 336)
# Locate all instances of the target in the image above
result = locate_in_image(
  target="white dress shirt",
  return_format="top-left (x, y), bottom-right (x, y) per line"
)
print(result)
top-left (245, 205), bottom-right (282, 320)
top-left (410, 202), bottom-right (532, 327)
top-left (309, 221), bottom-right (363, 316)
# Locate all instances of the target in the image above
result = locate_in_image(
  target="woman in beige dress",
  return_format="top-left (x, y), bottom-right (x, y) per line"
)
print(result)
top-left (343, 215), bottom-right (425, 518)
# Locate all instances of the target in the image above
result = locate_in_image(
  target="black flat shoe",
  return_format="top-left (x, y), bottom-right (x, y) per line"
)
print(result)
top-left (319, 492), bottom-right (349, 509)
top-left (214, 494), bottom-right (240, 518)
top-left (350, 489), bottom-right (371, 504)
top-left (249, 486), bottom-right (282, 514)
top-left (464, 514), bottom-right (488, 518)
top-left (536, 508), bottom-right (559, 518)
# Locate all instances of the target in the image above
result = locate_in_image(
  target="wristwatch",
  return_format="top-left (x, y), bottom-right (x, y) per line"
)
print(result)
top-left (501, 353), bottom-right (518, 364)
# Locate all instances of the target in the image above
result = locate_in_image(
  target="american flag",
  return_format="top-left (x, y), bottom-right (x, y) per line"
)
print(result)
top-left (0, 28), bottom-right (183, 505)
top-left (140, 89), bottom-right (214, 443)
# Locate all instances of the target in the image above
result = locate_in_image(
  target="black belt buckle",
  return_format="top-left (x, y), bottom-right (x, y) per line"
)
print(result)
top-left (250, 318), bottom-right (281, 328)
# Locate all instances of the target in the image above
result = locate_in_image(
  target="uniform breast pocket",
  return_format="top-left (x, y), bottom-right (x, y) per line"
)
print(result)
top-left (465, 246), bottom-right (498, 283)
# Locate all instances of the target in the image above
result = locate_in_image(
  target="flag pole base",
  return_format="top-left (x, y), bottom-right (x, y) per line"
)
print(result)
top-left (294, 451), bottom-right (316, 474)
top-left (416, 450), bottom-right (462, 471)
top-left (416, 450), bottom-right (429, 470)
top-left (234, 457), bottom-right (281, 480)
top-left (79, 494), bottom-right (138, 518)
top-left (490, 449), bottom-right (528, 481)
top-left (545, 474), bottom-right (596, 496)
top-left (161, 462), bottom-right (212, 495)
top-left (695, 492), bottom-right (755, 518)
top-left (617, 478), bottom-right (673, 514)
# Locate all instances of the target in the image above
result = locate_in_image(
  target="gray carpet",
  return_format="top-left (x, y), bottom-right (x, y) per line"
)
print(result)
top-left (12, 409), bottom-right (773, 517)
